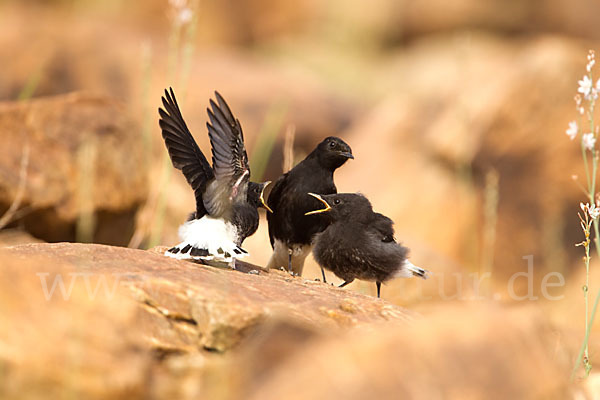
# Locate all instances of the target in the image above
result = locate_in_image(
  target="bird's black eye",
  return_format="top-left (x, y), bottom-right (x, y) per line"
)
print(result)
top-left (329, 141), bottom-right (336, 148)
top-left (382, 235), bottom-right (393, 243)
top-left (334, 198), bottom-right (341, 205)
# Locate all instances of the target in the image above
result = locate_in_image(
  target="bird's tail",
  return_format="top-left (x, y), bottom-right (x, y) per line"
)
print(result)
top-left (164, 217), bottom-right (249, 263)
top-left (395, 260), bottom-right (430, 280)
top-left (165, 242), bottom-right (247, 262)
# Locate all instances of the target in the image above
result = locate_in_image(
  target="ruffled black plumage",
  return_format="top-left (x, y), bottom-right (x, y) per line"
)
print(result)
top-left (308, 193), bottom-right (429, 298)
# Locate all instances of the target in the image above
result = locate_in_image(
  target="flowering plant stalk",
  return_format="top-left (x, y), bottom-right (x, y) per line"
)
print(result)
top-left (569, 50), bottom-right (600, 379)
top-left (148, 0), bottom-right (198, 248)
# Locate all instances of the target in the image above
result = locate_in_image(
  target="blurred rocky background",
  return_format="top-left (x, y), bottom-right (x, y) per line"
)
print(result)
top-left (1, 0), bottom-right (600, 398)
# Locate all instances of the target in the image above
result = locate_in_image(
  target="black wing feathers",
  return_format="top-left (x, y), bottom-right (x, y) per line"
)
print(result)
top-left (159, 88), bottom-right (214, 218)
top-left (206, 92), bottom-right (250, 181)
top-left (370, 213), bottom-right (396, 242)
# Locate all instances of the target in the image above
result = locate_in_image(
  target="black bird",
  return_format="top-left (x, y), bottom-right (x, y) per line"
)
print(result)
top-left (159, 88), bottom-right (271, 263)
top-left (305, 193), bottom-right (429, 298)
top-left (266, 136), bottom-right (353, 278)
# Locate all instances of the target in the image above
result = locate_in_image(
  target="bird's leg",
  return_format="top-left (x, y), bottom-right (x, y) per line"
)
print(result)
top-left (320, 266), bottom-right (327, 283)
top-left (338, 279), bottom-right (354, 288)
top-left (376, 281), bottom-right (381, 298)
top-left (230, 259), bottom-right (237, 270)
top-left (287, 248), bottom-right (293, 275)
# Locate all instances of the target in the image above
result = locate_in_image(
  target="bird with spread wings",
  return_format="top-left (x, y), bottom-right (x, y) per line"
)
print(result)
top-left (159, 88), bottom-right (270, 263)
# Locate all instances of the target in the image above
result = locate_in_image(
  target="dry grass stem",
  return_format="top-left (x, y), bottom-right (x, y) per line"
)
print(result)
top-left (0, 144), bottom-right (30, 230)
top-left (282, 124), bottom-right (296, 173)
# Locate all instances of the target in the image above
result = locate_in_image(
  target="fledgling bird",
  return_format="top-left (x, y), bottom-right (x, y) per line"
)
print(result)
top-left (266, 137), bottom-right (353, 279)
top-left (305, 193), bottom-right (429, 298)
top-left (158, 88), bottom-right (271, 263)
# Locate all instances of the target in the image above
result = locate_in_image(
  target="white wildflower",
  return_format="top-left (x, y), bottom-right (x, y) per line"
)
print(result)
top-left (579, 75), bottom-right (593, 99)
top-left (588, 203), bottom-right (600, 219)
top-left (580, 106), bottom-right (585, 115)
top-left (566, 120), bottom-right (579, 140)
top-left (588, 59), bottom-right (596, 72)
top-left (580, 202), bottom-right (600, 219)
top-left (583, 132), bottom-right (596, 150)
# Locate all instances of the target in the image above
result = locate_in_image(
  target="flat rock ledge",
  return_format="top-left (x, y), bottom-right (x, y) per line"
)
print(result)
top-left (1, 243), bottom-right (413, 353)
top-left (0, 242), bottom-right (574, 399)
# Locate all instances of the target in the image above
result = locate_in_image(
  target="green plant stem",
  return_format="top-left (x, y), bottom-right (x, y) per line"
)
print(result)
top-left (589, 90), bottom-right (596, 198)
top-left (592, 160), bottom-right (597, 202)
top-left (587, 73), bottom-right (597, 371)
top-left (572, 288), bottom-right (600, 380)
top-left (585, 236), bottom-right (591, 364)
top-left (582, 140), bottom-right (592, 192)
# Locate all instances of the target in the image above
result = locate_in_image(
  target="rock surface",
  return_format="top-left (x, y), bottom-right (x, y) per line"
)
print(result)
top-left (0, 229), bottom-right (43, 246)
top-left (0, 93), bottom-right (147, 245)
top-left (0, 242), bottom-right (578, 399)
top-left (244, 305), bottom-right (572, 400)
top-left (0, 242), bottom-right (412, 353)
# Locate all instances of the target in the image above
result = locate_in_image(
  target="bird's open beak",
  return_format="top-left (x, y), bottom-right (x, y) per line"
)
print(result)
top-left (304, 193), bottom-right (332, 215)
top-left (260, 181), bottom-right (273, 213)
top-left (340, 152), bottom-right (354, 159)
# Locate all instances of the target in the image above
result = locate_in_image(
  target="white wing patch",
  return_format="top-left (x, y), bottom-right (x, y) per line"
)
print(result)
top-left (165, 216), bottom-right (248, 262)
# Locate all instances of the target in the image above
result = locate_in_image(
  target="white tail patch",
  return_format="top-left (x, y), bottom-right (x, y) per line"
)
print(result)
top-left (164, 216), bottom-right (248, 262)
top-left (394, 260), bottom-right (430, 280)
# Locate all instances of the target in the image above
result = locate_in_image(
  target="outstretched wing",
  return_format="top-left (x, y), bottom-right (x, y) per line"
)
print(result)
top-left (159, 87), bottom-right (214, 218)
top-left (206, 91), bottom-right (250, 196)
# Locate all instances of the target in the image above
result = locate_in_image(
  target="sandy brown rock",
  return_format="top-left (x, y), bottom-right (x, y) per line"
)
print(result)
top-left (390, 0), bottom-right (600, 41)
top-left (1, 243), bottom-right (413, 354)
top-left (0, 243), bottom-right (580, 399)
top-left (0, 93), bottom-right (147, 244)
top-left (244, 305), bottom-right (572, 400)
top-left (0, 242), bottom-right (413, 399)
top-left (0, 245), bottom-right (151, 400)
top-left (144, 304), bottom-right (576, 400)
top-left (0, 229), bottom-right (43, 246)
